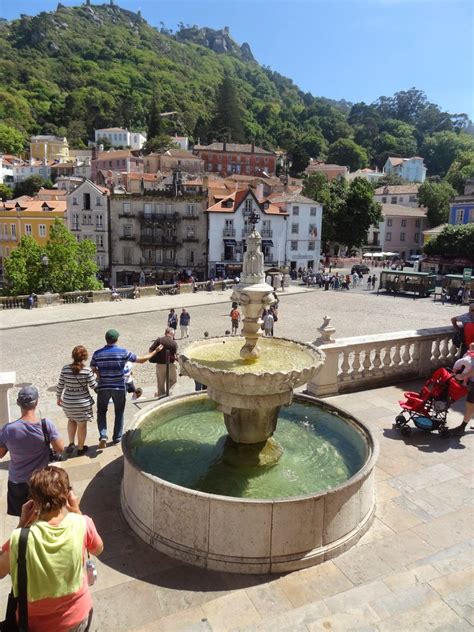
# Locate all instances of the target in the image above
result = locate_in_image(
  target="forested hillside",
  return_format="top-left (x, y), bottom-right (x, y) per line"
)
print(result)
top-left (0, 2), bottom-right (473, 180)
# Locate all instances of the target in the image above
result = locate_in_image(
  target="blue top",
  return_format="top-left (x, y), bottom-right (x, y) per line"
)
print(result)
top-left (179, 312), bottom-right (190, 326)
top-left (91, 344), bottom-right (137, 390)
top-left (0, 418), bottom-right (59, 483)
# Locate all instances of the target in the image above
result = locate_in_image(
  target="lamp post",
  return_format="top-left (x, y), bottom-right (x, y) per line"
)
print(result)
top-left (41, 254), bottom-right (49, 293)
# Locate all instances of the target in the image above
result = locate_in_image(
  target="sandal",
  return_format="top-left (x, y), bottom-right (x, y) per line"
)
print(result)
top-left (76, 446), bottom-right (89, 456)
top-left (65, 443), bottom-right (75, 454)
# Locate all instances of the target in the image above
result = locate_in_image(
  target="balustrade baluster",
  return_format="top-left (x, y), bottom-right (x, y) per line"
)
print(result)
top-left (381, 346), bottom-right (391, 371)
top-left (402, 343), bottom-right (412, 367)
top-left (372, 345), bottom-right (383, 374)
top-left (362, 350), bottom-right (371, 375)
top-left (352, 351), bottom-right (361, 377)
top-left (432, 339), bottom-right (441, 365)
top-left (340, 351), bottom-right (351, 380)
top-left (392, 344), bottom-right (402, 369)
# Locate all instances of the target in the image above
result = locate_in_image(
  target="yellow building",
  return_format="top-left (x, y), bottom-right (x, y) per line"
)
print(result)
top-left (30, 135), bottom-right (69, 162)
top-left (0, 199), bottom-right (67, 266)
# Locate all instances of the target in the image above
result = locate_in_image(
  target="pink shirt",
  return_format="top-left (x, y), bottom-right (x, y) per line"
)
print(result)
top-left (3, 515), bottom-right (101, 632)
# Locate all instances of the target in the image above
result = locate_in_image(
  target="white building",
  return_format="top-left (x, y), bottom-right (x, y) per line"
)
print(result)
top-left (66, 179), bottom-right (110, 277)
top-left (347, 168), bottom-right (385, 185)
top-left (206, 188), bottom-right (288, 278)
top-left (0, 155), bottom-right (16, 186)
top-left (94, 128), bottom-right (147, 151)
top-left (170, 135), bottom-right (189, 151)
top-left (374, 184), bottom-right (420, 208)
top-left (12, 159), bottom-right (53, 183)
top-left (270, 191), bottom-right (323, 272)
top-left (383, 156), bottom-right (427, 183)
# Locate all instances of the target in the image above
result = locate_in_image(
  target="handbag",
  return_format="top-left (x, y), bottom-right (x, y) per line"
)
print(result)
top-left (0, 527), bottom-right (30, 632)
top-left (41, 419), bottom-right (64, 463)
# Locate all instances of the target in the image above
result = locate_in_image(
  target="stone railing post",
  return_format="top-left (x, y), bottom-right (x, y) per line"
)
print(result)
top-left (417, 338), bottom-right (434, 377)
top-left (307, 346), bottom-right (339, 396)
top-left (0, 372), bottom-right (16, 426)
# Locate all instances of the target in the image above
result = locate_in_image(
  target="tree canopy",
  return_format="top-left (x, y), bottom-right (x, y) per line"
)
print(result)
top-left (3, 219), bottom-right (102, 295)
top-left (417, 181), bottom-right (456, 228)
top-left (327, 139), bottom-right (369, 171)
top-left (423, 224), bottom-right (474, 259)
top-left (14, 175), bottom-right (53, 197)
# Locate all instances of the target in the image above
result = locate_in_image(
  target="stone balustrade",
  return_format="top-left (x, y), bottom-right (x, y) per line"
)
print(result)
top-left (307, 325), bottom-right (459, 397)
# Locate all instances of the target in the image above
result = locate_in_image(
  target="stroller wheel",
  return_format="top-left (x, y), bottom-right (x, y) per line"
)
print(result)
top-left (439, 425), bottom-right (449, 438)
top-left (395, 414), bottom-right (405, 426)
top-left (401, 425), bottom-right (411, 436)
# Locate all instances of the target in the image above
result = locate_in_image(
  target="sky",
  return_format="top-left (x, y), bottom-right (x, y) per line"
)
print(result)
top-left (2, 0), bottom-right (473, 119)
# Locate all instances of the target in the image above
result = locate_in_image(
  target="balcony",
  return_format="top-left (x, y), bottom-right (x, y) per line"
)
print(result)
top-left (184, 213), bottom-right (199, 220)
top-left (119, 235), bottom-right (136, 241)
top-left (139, 212), bottom-right (180, 222)
top-left (118, 213), bottom-right (136, 219)
top-left (183, 235), bottom-right (199, 242)
top-left (71, 225), bottom-right (80, 232)
top-left (95, 225), bottom-right (106, 232)
top-left (139, 234), bottom-right (181, 246)
top-left (222, 228), bottom-right (236, 237)
top-left (261, 229), bottom-right (273, 238)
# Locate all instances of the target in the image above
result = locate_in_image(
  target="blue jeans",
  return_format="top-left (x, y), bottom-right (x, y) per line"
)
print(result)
top-left (97, 388), bottom-right (126, 442)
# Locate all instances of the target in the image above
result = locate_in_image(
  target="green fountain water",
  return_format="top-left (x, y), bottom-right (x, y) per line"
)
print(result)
top-left (131, 397), bottom-right (367, 500)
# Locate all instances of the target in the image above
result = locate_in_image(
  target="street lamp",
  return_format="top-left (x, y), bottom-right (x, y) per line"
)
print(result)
top-left (41, 254), bottom-right (49, 293)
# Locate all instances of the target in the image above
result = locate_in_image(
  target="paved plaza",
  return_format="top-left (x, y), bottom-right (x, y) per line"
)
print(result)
top-left (0, 285), bottom-right (473, 631)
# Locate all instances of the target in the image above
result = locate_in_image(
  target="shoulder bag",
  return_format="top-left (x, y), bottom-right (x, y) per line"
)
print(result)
top-left (0, 527), bottom-right (30, 632)
top-left (41, 419), bottom-right (63, 463)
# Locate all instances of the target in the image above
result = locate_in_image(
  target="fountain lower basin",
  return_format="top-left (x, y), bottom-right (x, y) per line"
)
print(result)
top-left (121, 392), bottom-right (378, 574)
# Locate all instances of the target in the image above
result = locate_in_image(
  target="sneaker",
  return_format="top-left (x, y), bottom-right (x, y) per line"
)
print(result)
top-left (135, 388), bottom-right (143, 400)
top-left (77, 446), bottom-right (89, 456)
top-left (98, 438), bottom-right (107, 450)
top-left (65, 443), bottom-right (75, 454)
top-left (450, 423), bottom-right (467, 436)
top-left (112, 438), bottom-right (121, 445)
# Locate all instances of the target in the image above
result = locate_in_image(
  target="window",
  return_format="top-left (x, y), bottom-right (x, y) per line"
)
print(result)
top-left (123, 202), bottom-right (131, 214)
top-left (96, 234), bottom-right (104, 248)
top-left (83, 193), bottom-right (91, 210)
top-left (39, 224), bottom-right (46, 237)
top-left (97, 255), bottom-right (105, 268)
top-left (414, 233), bottom-right (420, 243)
top-left (72, 213), bottom-right (79, 229)
top-left (399, 197), bottom-right (404, 203)
top-left (409, 195), bottom-right (417, 203)
top-left (186, 204), bottom-right (195, 216)
top-left (123, 225), bottom-right (132, 237)
top-left (400, 232), bottom-right (405, 241)
top-left (309, 224), bottom-right (318, 237)
top-left (25, 224), bottom-right (32, 236)
top-left (290, 241), bottom-right (298, 251)
top-left (72, 196), bottom-right (78, 206)
top-left (292, 206), bottom-right (299, 216)
top-left (386, 232), bottom-right (392, 241)
top-left (123, 248), bottom-right (132, 265)
top-left (455, 209), bottom-right (464, 223)
top-left (308, 241), bottom-right (315, 251)
top-left (310, 207), bottom-right (317, 216)
top-left (189, 251), bottom-right (194, 263)
top-left (244, 198), bottom-right (252, 213)
top-left (391, 196), bottom-right (397, 204)
top-left (144, 203), bottom-right (152, 215)
top-left (96, 196), bottom-right (102, 206)
top-left (167, 250), bottom-right (175, 261)
top-left (387, 219), bottom-right (393, 227)
top-left (96, 215), bottom-right (103, 228)
top-left (415, 219), bottom-right (420, 227)
top-left (382, 197), bottom-right (387, 204)
top-left (291, 223), bottom-right (299, 234)
top-left (11, 224), bottom-right (16, 238)
top-left (156, 250), bottom-right (163, 263)
top-left (401, 219), bottom-right (407, 227)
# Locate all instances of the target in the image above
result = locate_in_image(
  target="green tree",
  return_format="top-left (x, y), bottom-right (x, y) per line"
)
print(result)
top-left (341, 178), bottom-right (382, 250)
top-left (327, 139), bottom-right (369, 171)
top-left (417, 181), bottom-right (456, 227)
top-left (371, 173), bottom-right (407, 189)
top-left (0, 183), bottom-right (13, 200)
top-left (0, 123), bottom-right (26, 155)
top-left (421, 131), bottom-right (474, 176)
top-left (142, 134), bottom-right (175, 155)
top-left (288, 145), bottom-right (310, 176)
top-left (211, 74), bottom-right (245, 142)
top-left (445, 150), bottom-right (474, 194)
top-left (14, 175), bottom-right (51, 197)
top-left (3, 236), bottom-right (44, 295)
top-left (147, 89), bottom-right (163, 140)
top-left (423, 223), bottom-right (474, 258)
top-left (302, 172), bottom-right (331, 207)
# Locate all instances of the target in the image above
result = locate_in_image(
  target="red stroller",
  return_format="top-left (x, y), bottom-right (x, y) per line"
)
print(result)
top-left (395, 367), bottom-right (468, 437)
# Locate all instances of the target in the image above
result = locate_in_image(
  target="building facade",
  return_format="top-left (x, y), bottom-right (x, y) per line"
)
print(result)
top-left (194, 142), bottom-right (276, 177)
top-left (374, 184), bottom-right (420, 208)
top-left (109, 193), bottom-right (208, 285)
top-left (0, 199), bottom-right (67, 268)
top-left (449, 179), bottom-right (474, 225)
top-left (270, 192), bottom-right (323, 271)
top-left (94, 128), bottom-right (147, 151)
top-left (30, 136), bottom-right (69, 162)
top-left (383, 156), bottom-right (427, 183)
top-left (13, 159), bottom-right (53, 183)
top-left (66, 180), bottom-right (110, 277)
top-left (305, 161), bottom-right (348, 181)
top-left (144, 150), bottom-right (204, 175)
top-left (207, 188), bottom-right (288, 278)
top-left (369, 204), bottom-right (427, 259)
top-left (91, 150), bottom-right (143, 182)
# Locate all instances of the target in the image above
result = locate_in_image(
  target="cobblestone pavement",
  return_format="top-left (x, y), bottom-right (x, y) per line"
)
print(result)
top-left (0, 283), bottom-right (472, 631)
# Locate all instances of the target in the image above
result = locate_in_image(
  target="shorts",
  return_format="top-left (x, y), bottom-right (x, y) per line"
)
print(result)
top-left (7, 481), bottom-right (30, 517)
top-left (467, 383), bottom-right (474, 404)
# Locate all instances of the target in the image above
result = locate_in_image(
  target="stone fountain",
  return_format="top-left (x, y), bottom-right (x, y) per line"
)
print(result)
top-left (121, 217), bottom-right (378, 574)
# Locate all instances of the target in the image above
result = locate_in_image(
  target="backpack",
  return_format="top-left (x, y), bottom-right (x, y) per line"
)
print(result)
top-left (230, 309), bottom-right (239, 321)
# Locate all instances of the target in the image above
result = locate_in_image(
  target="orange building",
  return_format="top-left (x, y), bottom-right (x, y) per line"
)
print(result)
top-left (0, 199), bottom-right (67, 267)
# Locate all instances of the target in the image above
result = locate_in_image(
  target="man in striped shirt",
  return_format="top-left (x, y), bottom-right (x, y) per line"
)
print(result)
top-left (91, 329), bottom-right (160, 449)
